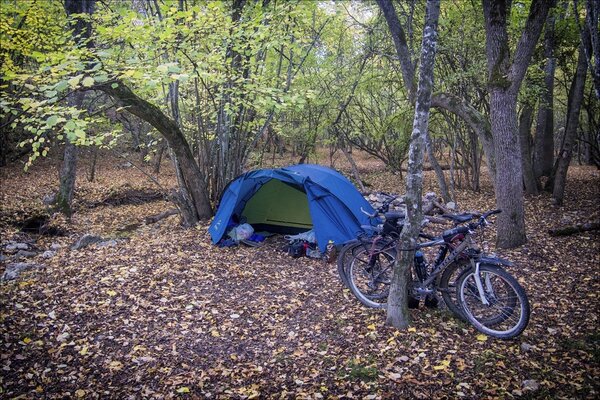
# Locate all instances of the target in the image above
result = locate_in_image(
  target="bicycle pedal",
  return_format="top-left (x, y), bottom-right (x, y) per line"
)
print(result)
top-left (408, 296), bottom-right (420, 309)
top-left (424, 295), bottom-right (439, 308)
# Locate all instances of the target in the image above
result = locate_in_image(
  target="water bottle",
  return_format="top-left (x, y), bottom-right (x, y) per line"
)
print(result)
top-left (414, 250), bottom-right (427, 281)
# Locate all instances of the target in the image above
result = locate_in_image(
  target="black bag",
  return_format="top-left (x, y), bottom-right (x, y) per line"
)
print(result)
top-left (287, 240), bottom-right (306, 258)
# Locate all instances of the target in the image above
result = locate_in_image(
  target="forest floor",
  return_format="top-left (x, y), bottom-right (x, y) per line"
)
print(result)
top-left (1, 149), bottom-right (599, 399)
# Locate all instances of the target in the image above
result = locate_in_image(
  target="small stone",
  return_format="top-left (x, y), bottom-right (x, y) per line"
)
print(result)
top-left (97, 240), bottom-right (118, 248)
top-left (5, 244), bottom-right (17, 251)
top-left (522, 379), bottom-right (539, 391)
top-left (520, 342), bottom-right (533, 352)
top-left (50, 243), bottom-right (62, 251)
top-left (15, 250), bottom-right (37, 259)
top-left (42, 250), bottom-right (56, 259)
top-left (446, 201), bottom-right (456, 210)
top-left (71, 234), bottom-right (104, 250)
top-left (397, 355), bottom-right (410, 362)
top-left (523, 380), bottom-right (539, 392)
top-left (1, 262), bottom-right (44, 281)
top-left (16, 243), bottom-right (29, 250)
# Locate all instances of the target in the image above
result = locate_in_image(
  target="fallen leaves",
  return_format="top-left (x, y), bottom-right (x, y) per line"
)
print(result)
top-left (0, 155), bottom-right (598, 399)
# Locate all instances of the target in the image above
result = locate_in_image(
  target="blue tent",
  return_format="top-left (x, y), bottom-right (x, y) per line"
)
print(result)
top-left (208, 164), bottom-right (376, 251)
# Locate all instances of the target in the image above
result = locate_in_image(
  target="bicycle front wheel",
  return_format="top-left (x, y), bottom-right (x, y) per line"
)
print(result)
top-left (347, 242), bottom-right (396, 308)
top-left (457, 264), bottom-right (530, 339)
top-left (438, 260), bottom-right (469, 320)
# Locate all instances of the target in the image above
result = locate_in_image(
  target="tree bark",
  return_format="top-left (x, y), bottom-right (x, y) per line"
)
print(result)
top-left (56, 141), bottom-right (78, 217)
top-left (533, 11), bottom-right (557, 179)
top-left (424, 131), bottom-right (452, 202)
top-left (519, 102), bottom-right (539, 195)
top-left (551, 40), bottom-right (588, 205)
top-left (98, 82), bottom-right (212, 221)
top-left (56, 0), bottom-right (96, 218)
top-left (386, 0), bottom-right (440, 330)
top-left (483, 0), bottom-right (551, 248)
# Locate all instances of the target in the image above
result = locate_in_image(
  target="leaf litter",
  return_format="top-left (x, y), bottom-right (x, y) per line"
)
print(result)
top-left (0, 152), bottom-right (598, 399)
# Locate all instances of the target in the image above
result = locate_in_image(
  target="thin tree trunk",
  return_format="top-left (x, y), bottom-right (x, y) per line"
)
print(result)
top-left (56, 0), bottom-right (95, 218)
top-left (387, 0), bottom-right (440, 330)
top-left (519, 102), bottom-right (539, 195)
top-left (533, 11), bottom-right (557, 179)
top-left (425, 131), bottom-right (451, 202)
top-left (341, 144), bottom-right (366, 193)
top-left (56, 141), bottom-right (78, 218)
top-left (551, 41), bottom-right (588, 205)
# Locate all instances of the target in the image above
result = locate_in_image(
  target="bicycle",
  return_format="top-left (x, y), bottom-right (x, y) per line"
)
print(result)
top-left (340, 209), bottom-right (531, 339)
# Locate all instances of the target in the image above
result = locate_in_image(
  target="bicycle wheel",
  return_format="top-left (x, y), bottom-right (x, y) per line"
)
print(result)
top-left (347, 242), bottom-right (396, 308)
top-left (438, 261), bottom-right (469, 320)
top-left (336, 241), bottom-right (360, 288)
top-left (456, 264), bottom-right (530, 339)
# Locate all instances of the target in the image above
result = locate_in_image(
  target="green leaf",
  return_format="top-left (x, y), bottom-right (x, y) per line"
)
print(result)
top-left (82, 76), bottom-right (95, 87)
top-left (68, 75), bottom-right (83, 88)
top-left (55, 80), bottom-right (69, 92)
top-left (111, 83), bottom-right (119, 89)
top-left (45, 115), bottom-right (59, 128)
top-left (95, 74), bottom-right (109, 83)
top-left (44, 90), bottom-right (57, 98)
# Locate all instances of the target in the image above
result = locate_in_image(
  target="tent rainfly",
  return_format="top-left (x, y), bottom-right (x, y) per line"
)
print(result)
top-left (208, 164), bottom-right (376, 251)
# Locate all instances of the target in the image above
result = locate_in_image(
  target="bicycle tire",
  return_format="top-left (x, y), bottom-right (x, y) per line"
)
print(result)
top-left (336, 240), bottom-right (360, 288)
top-left (438, 261), bottom-right (469, 320)
top-left (456, 264), bottom-right (530, 339)
top-left (346, 242), bottom-right (397, 308)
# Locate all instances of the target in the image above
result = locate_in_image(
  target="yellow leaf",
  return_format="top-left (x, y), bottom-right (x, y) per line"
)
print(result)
top-left (106, 290), bottom-right (117, 297)
top-left (176, 387), bottom-right (190, 393)
top-left (75, 389), bottom-right (86, 398)
top-left (23, 337), bottom-right (32, 344)
top-left (109, 361), bottom-right (123, 370)
top-left (476, 334), bottom-right (488, 341)
top-left (408, 327), bottom-right (417, 332)
top-left (367, 324), bottom-right (376, 330)
top-left (79, 346), bottom-right (88, 355)
top-left (434, 360), bottom-right (451, 370)
top-left (210, 330), bottom-right (220, 337)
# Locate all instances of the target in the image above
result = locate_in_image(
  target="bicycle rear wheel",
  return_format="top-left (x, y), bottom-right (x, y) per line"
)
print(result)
top-left (347, 242), bottom-right (396, 308)
top-left (457, 264), bottom-right (530, 339)
top-left (336, 241), bottom-right (360, 288)
top-left (438, 261), bottom-right (469, 320)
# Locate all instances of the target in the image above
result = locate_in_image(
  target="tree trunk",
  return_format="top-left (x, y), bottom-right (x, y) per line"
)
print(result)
top-left (551, 41), bottom-right (588, 205)
top-left (387, 0), bottom-right (440, 330)
top-left (425, 130), bottom-right (452, 202)
top-left (519, 102), bottom-right (539, 195)
top-left (98, 82), bottom-right (212, 221)
top-left (56, 0), bottom-right (96, 218)
top-left (56, 141), bottom-right (78, 218)
top-left (483, 0), bottom-right (551, 248)
top-left (533, 11), bottom-right (557, 180)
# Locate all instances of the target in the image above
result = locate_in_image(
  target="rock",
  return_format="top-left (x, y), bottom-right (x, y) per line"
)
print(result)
top-left (424, 192), bottom-right (438, 201)
top-left (14, 250), bottom-right (37, 259)
top-left (71, 234), bottom-right (104, 250)
top-left (5, 244), bottom-right (18, 251)
top-left (16, 243), bottom-right (29, 250)
top-left (522, 379), bottom-right (539, 391)
top-left (520, 342), bottom-right (533, 352)
top-left (42, 250), bottom-right (56, 259)
top-left (50, 243), bottom-right (62, 251)
top-left (446, 202), bottom-right (456, 210)
top-left (42, 193), bottom-right (56, 205)
top-left (97, 240), bottom-right (118, 248)
top-left (1, 262), bottom-right (44, 281)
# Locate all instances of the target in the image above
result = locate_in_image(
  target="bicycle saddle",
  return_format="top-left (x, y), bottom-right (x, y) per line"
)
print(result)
top-left (384, 211), bottom-right (406, 220)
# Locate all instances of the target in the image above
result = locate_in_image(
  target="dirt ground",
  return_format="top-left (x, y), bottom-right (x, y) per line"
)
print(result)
top-left (1, 150), bottom-right (599, 399)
